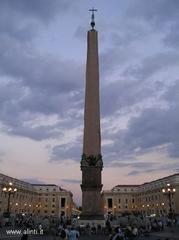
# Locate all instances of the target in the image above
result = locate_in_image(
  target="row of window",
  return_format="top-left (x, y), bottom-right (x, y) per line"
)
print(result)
top-left (138, 194), bottom-right (173, 203)
top-left (38, 193), bottom-right (56, 196)
top-left (38, 210), bottom-right (55, 214)
top-left (107, 198), bottom-right (135, 208)
top-left (39, 188), bottom-right (57, 191)
top-left (44, 204), bottom-right (56, 208)
top-left (118, 198), bottom-right (135, 203)
top-left (39, 197), bottom-right (56, 202)
top-left (113, 188), bottom-right (136, 192)
top-left (1, 194), bottom-right (33, 200)
top-left (107, 197), bottom-right (176, 208)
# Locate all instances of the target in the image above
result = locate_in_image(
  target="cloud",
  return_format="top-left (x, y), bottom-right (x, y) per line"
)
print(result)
top-left (114, 106), bottom-right (179, 159)
top-left (0, 151), bottom-right (5, 162)
top-left (167, 143), bottom-right (179, 158)
top-left (163, 22), bottom-right (179, 49)
top-left (61, 179), bottom-right (81, 184)
top-left (0, 0), bottom-right (84, 142)
top-left (106, 161), bottom-right (156, 169)
top-left (50, 142), bottom-right (82, 163)
top-left (5, 125), bottom-right (63, 141)
top-left (0, 45), bottom-right (83, 94)
top-left (126, 0), bottom-right (179, 52)
top-left (127, 161), bottom-right (179, 176)
top-left (0, 0), bottom-right (72, 47)
top-left (20, 177), bottom-right (45, 184)
top-left (0, 0), bottom-right (71, 23)
top-left (0, 31), bottom-right (83, 141)
top-left (102, 80), bottom-right (179, 161)
top-left (127, 0), bottom-right (179, 28)
top-left (164, 80), bottom-right (179, 105)
top-left (0, 77), bottom-right (83, 140)
top-left (100, 47), bottom-right (129, 77)
top-left (74, 26), bottom-right (86, 40)
top-left (127, 108), bottom-right (177, 150)
top-left (124, 52), bottom-right (179, 81)
top-left (101, 78), bottom-right (155, 117)
top-left (127, 169), bottom-right (154, 176)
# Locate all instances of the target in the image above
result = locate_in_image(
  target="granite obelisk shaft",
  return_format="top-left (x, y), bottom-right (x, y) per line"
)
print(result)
top-left (83, 29), bottom-right (101, 155)
top-left (80, 28), bottom-right (104, 221)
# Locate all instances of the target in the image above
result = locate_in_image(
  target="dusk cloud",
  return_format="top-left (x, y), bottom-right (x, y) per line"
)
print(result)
top-left (50, 143), bottom-right (81, 163)
top-left (61, 179), bottom-right (81, 184)
top-left (21, 177), bottom-right (45, 185)
top-left (127, 162), bottom-right (179, 176)
top-left (128, 0), bottom-right (179, 27)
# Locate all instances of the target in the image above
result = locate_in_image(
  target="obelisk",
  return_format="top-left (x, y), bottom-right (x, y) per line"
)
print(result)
top-left (80, 9), bottom-right (104, 225)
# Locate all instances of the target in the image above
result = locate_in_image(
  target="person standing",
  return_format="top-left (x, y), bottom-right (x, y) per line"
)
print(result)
top-left (21, 233), bottom-right (28, 240)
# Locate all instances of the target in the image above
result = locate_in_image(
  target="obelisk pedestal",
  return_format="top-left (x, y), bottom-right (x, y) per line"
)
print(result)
top-left (80, 11), bottom-right (104, 227)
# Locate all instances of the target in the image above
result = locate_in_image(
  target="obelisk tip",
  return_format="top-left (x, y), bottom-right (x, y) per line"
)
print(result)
top-left (89, 8), bottom-right (97, 29)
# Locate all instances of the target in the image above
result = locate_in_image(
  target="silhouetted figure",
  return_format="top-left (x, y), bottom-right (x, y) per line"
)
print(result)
top-left (21, 233), bottom-right (28, 240)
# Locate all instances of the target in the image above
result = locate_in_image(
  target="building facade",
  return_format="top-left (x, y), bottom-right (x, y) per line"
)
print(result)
top-left (102, 173), bottom-right (179, 216)
top-left (33, 184), bottom-right (73, 218)
top-left (0, 173), bottom-right (74, 218)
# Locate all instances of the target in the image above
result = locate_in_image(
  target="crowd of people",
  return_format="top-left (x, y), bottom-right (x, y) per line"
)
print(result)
top-left (18, 215), bottom-right (80, 240)
top-left (105, 214), bottom-right (179, 240)
top-left (0, 213), bottom-right (179, 239)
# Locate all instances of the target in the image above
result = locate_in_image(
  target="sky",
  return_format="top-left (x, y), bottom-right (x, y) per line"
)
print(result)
top-left (0, 0), bottom-right (179, 205)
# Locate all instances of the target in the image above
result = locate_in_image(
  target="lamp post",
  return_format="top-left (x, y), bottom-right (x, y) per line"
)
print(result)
top-left (2, 182), bottom-right (17, 216)
top-left (162, 183), bottom-right (176, 219)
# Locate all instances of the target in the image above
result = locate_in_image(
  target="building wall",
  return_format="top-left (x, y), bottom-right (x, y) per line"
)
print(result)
top-left (0, 173), bottom-right (74, 218)
top-left (1, 172), bottom-right (179, 217)
top-left (0, 174), bottom-right (38, 216)
top-left (102, 186), bottom-right (138, 215)
top-left (102, 174), bottom-right (179, 216)
top-left (33, 185), bottom-right (73, 218)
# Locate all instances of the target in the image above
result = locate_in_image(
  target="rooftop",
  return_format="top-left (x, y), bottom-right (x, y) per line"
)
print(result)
top-left (113, 173), bottom-right (179, 189)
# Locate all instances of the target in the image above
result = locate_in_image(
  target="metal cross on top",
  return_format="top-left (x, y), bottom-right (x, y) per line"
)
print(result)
top-left (89, 8), bottom-right (97, 29)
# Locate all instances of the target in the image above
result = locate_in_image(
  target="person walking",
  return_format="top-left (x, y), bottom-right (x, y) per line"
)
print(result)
top-left (60, 226), bottom-right (67, 239)
top-left (111, 227), bottom-right (124, 240)
top-left (67, 226), bottom-right (80, 240)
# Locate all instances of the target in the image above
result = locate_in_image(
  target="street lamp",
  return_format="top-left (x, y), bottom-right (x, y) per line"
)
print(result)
top-left (162, 183), bottom-right (176, 219)
top-left (2, 182), bottom-right (17, 216)
top-left (156, 203), bottom-right (159, 215)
